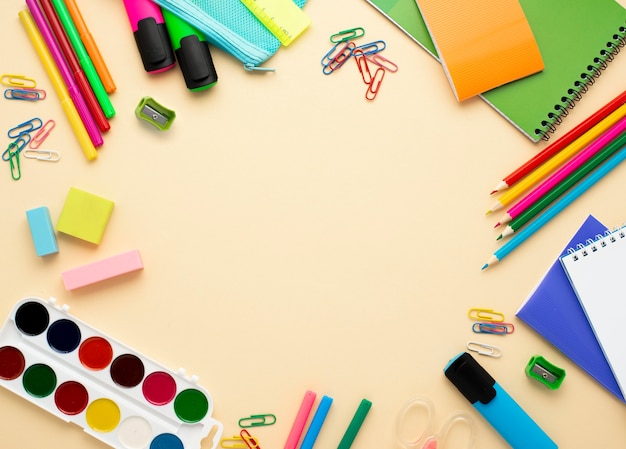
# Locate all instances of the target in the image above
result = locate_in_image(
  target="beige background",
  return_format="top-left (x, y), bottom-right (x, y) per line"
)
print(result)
top-left (1, 0), bottom-right (626, 448)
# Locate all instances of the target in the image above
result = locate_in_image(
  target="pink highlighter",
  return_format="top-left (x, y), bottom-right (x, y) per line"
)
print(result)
top-left (122, 0), bottom-right (175, 73)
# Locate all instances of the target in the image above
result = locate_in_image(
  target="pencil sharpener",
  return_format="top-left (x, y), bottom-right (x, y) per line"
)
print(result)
top-left (525, 355), bottom-right (566, 390)
top-left (135, 96), bottom-right (176, 130)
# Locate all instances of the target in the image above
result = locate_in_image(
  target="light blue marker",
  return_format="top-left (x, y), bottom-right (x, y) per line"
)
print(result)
top-left (483, 146), bottom-right (626, 269)
top-left (300, 395), bottom-right (333, 449)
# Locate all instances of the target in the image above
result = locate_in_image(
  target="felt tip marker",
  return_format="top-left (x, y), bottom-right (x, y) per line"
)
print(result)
top-left (445, 352), bottom-right (558, 449)
top-left (122, 0), bottom-right (175, 73)
top-left (162, 9), bottom-right (218, 91)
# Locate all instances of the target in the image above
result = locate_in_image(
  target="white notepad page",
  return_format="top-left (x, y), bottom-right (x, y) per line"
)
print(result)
top-left (561, 226), bottom-right (626, 396)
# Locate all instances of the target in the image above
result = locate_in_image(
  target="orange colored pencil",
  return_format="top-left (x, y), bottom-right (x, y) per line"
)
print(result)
top-left (63, 0), bottom-right (116, 93)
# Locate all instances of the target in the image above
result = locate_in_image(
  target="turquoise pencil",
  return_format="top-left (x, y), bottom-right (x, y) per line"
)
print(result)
top-left (482, 146), bottom-right (626, 269)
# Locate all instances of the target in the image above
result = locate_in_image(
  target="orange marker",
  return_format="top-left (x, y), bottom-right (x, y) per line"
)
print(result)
top-left (63, 0), bottom-right (116, 93)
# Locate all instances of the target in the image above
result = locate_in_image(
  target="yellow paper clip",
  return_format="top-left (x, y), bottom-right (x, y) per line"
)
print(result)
top-left (220, 436), bottom-right (248, 449)
top-left (1, 74), bottom-right (37, 88)
top-left (238, 414), bottom-right (277, 428)
top-left (365, 67), bottom-right (385, 101)
top-left (467, 341), bottom-right (502, 358)
top-left (30, 120), bottom-right (56, 149)
top-left (468, 308), bottom-right (505, 322)
top-left (240, 430), bottom-right (261, 449)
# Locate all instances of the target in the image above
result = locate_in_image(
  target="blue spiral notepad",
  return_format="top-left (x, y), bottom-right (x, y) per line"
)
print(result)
top-left (516, 215), bottom-right (625, 402)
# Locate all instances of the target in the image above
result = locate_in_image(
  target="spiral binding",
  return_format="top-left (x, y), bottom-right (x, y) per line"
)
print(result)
top-left (565, 225), bottom-right (626, 261)
top-left (535, 22), bottom-right (626, 141)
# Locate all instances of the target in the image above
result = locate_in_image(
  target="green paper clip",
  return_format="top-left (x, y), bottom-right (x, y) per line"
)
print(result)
top-left (525, 355), bottom-right (566, 390)
top-left (238, 414), bottom-right (276, 428)
top-left (135, 96), bottom-right (176, 130)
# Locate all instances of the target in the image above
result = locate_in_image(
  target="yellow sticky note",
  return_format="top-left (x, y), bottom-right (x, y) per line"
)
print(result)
top-left (56, 187), bottom-right (114, 244)
top-left (416, 0), bottom-right (544, 101)
top-left (240, 0), bottom-right (311, 46)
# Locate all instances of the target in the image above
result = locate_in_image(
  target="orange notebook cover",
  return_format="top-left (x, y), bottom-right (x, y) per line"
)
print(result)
top-left (416, 0), bottom-right (544, 101)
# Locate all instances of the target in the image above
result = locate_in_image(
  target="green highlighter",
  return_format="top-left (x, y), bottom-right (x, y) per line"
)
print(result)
top-left (50, 0), bottom-right (115, 118)
top-left (162, 9), bottom-right (218, 91)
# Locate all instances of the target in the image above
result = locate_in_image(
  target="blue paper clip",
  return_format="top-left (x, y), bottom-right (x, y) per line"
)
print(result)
top-left (472, 322), bottom-right (514, 335)
top-left (8, 117), bottom-right (43, 139)
top-left (353, 40), bottom-right (386, 56)
top-left (4, 88), bottom-right (46, 101)
top-left (238, 414), bottom-right (276, 428)
top-left (322, 41), bottom-right (355, 74)
top-left (2, 134), bottom-right (30, 161)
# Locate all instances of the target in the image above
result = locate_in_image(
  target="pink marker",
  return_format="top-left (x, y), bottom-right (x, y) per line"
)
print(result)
top-left (500, 115), bottom-right (626, 225)
top-left (122, 0), bottom-right (175, 73)
top-left (284, 390), bottom-right (317, 449)
top-left (62, 250), bottom-right (144, 290)
top-left (25, 0), bottom-right (103, 147)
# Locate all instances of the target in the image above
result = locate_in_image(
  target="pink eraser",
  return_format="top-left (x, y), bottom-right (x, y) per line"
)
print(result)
top-left (284, 390), bottom-right (317, 449)
top-left (62, 250), bottom-right (144, 290)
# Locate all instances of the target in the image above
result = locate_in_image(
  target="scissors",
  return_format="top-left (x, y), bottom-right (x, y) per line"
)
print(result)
top-left (396, 396), bottom-right (474, 449)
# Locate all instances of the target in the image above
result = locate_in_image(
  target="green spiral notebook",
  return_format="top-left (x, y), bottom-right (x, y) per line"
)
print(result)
top-left (365, 0), bottom-right (626, 142)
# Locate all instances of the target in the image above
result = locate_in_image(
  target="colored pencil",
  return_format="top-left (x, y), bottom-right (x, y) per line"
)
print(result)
top-left (39, 0), bottom-right (110, 133)
top-left (497, 131), bottom-right (626, 239)
top-left (482, 146), bottom-right (626, 269)
top-left (486, 103), bottom-right (626, 214)
top-left (491, 89), bottom-right (626, 194)
top-left (50, 0), bottom-right (115, 118)
top-left (19, 9), bottom-right (97, 160)
top-left (495, 116), bottom-right (626, 227)
top-left (63, 0), bottom-right (116, 93)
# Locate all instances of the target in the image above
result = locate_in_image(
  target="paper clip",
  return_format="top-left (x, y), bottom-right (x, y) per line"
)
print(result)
top-left (367, 53), bottom-right (398, 73)
top-left (8, 143), bottom-right (21, 180)
top-left (330, 27), bottom-right (365, 43)
top-left (8, 117), bottom-right (43, 139)
top-left (322, 41), bottom-right (356, 74)
top-left (353, 49), bottom-right (372, 84)
top-left (365, 67), bottom-right (385, 101)
top-left (220, 436), bottom-right (248, 449)
top-left (240, 430), bottom-right (261, 449)
top-left (1, 74), bottom-right (36, 88)
top-left (353, 40), bottom-right (386, 56)
top-left (4, 88), bottom-right (46, 101)
top-left (2, 134), bottom-right (30, 161)
top-left (468, 308), bottom-right (505, 322)
top-left (238, 414), bottom-right (276, 428)
top-left (30, 120), bottom-right (55, 149)
top-left (23, 149), bottom-right (60, 162)
top-left (467, 341), bottom-right (502, 358)
top-left (472, 321), bottom-right (514, 335)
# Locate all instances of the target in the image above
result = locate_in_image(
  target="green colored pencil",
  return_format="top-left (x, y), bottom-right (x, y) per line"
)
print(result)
top-left (498, 130), bottom-right (626, 239)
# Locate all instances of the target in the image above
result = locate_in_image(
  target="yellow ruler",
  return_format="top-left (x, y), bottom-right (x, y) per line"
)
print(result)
top-left (240, 0), bottom-right (311, 46)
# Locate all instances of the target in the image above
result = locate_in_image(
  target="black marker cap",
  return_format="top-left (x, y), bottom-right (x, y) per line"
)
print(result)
top-left (175, 35), bottom-right (218, 91)
top-left (134, 17), bottom-right (176, 73)
top-left (444, 352), bottom-right (497, 405)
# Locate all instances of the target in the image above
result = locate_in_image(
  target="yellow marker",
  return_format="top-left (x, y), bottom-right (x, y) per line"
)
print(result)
top-left (487, 103), bottom-right (626, 214)
top-left (240, 0), bottom-right (311, 46)
top-left (18, 10), bottom-right (97, 161)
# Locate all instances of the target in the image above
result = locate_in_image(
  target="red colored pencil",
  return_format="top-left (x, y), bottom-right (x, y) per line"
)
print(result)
top-left (490, 89), bottom-right (626, 194)
top-left (39, 0), bottom-right (110, 133)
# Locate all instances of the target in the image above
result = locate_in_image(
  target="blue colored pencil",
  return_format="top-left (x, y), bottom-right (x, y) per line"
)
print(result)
top-left (482, 146), bottom-right (626, 269)
top-left (300, 395), bottom-right (333, 449)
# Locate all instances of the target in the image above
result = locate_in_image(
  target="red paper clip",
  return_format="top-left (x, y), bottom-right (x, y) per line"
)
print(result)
top-left (240, 429), bottom-right (260, 449)
top-left (365, 67), bottom-right (385, 100)
top-left (353, 49), bottom-right (372, 84)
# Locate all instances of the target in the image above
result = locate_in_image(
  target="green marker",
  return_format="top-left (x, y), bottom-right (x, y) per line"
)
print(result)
top-left (51, 0), bottom-right (115, 118)
top-left (498, 131), bottom-right (626, 239)
top-left (337, 399), bottom-right (372, 449)
top-left (162, 9), bottom-right (218, 91)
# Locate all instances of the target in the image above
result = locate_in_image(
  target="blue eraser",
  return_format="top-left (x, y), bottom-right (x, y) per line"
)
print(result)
top-left (26, 206), bottom-right (59, 256)
top-left (444, 352), bottom-right (558, 449)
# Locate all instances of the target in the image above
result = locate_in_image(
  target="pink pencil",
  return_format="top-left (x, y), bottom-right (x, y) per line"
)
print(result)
top-left (496, 115), bottom-right (626, 226)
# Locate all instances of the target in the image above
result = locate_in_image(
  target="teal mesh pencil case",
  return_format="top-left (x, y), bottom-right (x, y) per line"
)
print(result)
top-left (152, 0), bottom-right (308, 70)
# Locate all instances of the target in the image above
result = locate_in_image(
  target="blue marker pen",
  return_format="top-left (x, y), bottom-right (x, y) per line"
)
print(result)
top-left (300, 395), bottom-right (333, 449)
top-left (444, 352), bottom-right (558, 449)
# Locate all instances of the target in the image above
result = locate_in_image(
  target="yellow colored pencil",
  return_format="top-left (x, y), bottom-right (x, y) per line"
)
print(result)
top-left (486, 103), bottom-right (626, 214)
top-left (19, 9), bottom-right (97, 161)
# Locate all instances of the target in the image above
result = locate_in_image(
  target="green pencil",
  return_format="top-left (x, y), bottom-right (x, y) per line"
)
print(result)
top-left (498, 130), bottom-right (626, 239)
top-left (51, 0), bottom-right (115, 118)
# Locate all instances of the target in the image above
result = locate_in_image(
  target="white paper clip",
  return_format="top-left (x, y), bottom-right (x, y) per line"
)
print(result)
top-left (466, 341), bottom-right (502, 358)
top-left (23, 149), bottom-right (60, 162)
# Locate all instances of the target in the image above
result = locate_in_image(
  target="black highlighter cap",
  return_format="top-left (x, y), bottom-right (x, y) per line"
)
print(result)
top-left (444, 352), bottom-right (497, 405)
top-left (175, 35), bottom-right (218, 91)
top-left (134, 17), bottom-right (176, 73)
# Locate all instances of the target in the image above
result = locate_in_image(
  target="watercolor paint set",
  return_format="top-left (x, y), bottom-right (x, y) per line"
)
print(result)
top-left (0, 296), bottom-right (223, 449)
